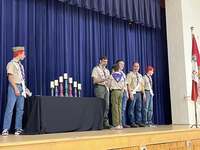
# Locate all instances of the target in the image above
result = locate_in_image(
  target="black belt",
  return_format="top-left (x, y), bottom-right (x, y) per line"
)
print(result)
top-left (145, 90), bottom-right (150, 92)
top-left (111, 89), bottom-right (123, 92)
top-left (136, 91), bottom-right (142, 93)
top-left (16, 83), bottom-right (22, 86)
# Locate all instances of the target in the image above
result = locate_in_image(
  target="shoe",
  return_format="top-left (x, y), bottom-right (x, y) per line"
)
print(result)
top-left (14, 129), bottom-right (23, 136)
top-left (123, 124), bottom-right (131, 128)
top-left (112, 125), bottom-right (123, 130)
top-left (130, 123), bottom-right (139, 128)
top-left (104, 124), bottom-right (112, 129)
top-left (148, 124), bottom-right (156, 128)
top-left (2, 129), bottom-right (9, 136)
top-left (137, 123), bottom-right (145, 127)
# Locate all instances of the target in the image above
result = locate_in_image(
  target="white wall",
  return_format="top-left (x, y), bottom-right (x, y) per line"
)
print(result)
top-left (165, 0), bottom-right (200, 124)
top-left (181, 0), bottom-right (200, 124)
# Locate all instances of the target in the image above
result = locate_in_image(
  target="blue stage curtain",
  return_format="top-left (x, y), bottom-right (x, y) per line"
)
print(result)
top-left (0, 0), bottom-right (171, 127)
top-left (57, 0), bottom-right (161, 28)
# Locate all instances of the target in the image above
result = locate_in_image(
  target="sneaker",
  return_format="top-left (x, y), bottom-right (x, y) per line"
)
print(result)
top-left (137, 123), bottom-right (145, 127)
top-left (2, 129), bottom-right (9, 136)
top-left (14, 129), bottom-right (23, 136)
top-left (104, 124), bottom-right (112, 129)
top-left (123, 124), bottom-right (131, 128)
top-left (130, 123), bottom-right (139, 128)
top-left (112, 125), bottom-right (123, 130)
top-left (148, 124), bottom-right (156, 128)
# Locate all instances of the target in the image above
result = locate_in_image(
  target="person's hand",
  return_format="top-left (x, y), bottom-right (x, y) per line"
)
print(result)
top-left (126, 92), bottom-right (129, 98)
top-left (150, 91), bottom-right (154, 97)
top-left (129, 94), bottom-right (134, 101)
top-left (14, 88), bottom-right (20, 96)
top-left (143, 94), bottom-right (146, 102)
top-left (26, 88), bottom-right (32, 97)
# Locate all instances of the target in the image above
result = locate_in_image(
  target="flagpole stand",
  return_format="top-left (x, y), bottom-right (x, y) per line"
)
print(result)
top-left (191, 101), bottom-right (200, 128)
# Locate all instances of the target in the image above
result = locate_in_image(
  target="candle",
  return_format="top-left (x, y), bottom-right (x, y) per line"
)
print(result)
top-left (54, 80), bottom-right (59, 86)
top-left (69, 77), bottom-right (73, 83)
top-left (50, 81), bottom-right (54, 88)
top-left (78, 83), bottom-right (82, 90)
top-left (64, 73), bottom-right (68, 79)
top-left (59, 76), bottom-right (63, 83)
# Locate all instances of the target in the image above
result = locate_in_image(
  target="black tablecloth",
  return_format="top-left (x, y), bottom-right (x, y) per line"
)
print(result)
top-left (23, 96), bottom-right (105, 134)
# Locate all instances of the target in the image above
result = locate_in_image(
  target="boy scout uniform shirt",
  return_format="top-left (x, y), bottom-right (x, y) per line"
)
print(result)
top-left (7, 58), bottom-right (24, 84)
top-left (143, 74), bottom-right (154, 95)
top-left (127, 71), bottom-right (144, 94)
top-left (91, 65), bottom-right (110, 87)
top-left (109, 71), bottom-right (127, 90)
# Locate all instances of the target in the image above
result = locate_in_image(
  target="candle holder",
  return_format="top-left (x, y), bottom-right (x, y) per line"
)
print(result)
top-left (54, 80), bottom-right (59, 96)
top-left (50, 81), bottom-right (55, 96)
top-left (64, 73), bottom-right (68, 97)
top-left (78, 83), bottom-right (82, 97)
top-left (73, 81), bottom-right (78, 97)
top-left (69, 77), bottom-right (73, 97)
top-left (59, 76), bottom-right (64, 96)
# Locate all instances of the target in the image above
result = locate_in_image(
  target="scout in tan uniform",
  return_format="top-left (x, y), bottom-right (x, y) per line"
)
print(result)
top-left (91, 56), bottom-right (111, 129)
top-left (142, 66), bottom-right (155, 127)
top-left (127, 62), bottom-right (145, 128)
top-left (2, 46), bottom-right (31, 136)
top-left (109, 60), bottom-right (127, 129)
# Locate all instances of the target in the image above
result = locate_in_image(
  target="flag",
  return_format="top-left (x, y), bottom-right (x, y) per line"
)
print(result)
top-left (191, 34), bottom-right (200, 101)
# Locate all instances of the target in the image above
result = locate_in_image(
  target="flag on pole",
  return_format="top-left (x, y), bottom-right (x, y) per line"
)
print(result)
top-left (191, 33), bottom-right (200, 101)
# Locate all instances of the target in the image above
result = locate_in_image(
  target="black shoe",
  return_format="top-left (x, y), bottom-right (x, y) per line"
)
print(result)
top-left (104, 124), bottom-right (111, 129)
top-left (130, 123), bottom-right (139, 128)
top-left (137, 123), bottom-right (145, 127)
top-left (14, 129), bottom-right (23, 136)
top-left (123, 124), bottom-right (131, 128)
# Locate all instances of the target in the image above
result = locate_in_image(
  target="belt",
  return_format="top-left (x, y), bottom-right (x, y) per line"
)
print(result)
top-left (95, 84), bottom-right (106, 87)
top-left (145, 90), bottom-right (150, 92)
top-left (16, 83), bottom-right (22, 86)
top-left (111, 89), bottom-right (123, 92)
top-left (136, 91), bottom-right (142, 93)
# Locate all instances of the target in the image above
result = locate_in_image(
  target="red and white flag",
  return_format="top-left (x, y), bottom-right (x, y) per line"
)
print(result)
top-left (191, 33), bottom-right (200, 101)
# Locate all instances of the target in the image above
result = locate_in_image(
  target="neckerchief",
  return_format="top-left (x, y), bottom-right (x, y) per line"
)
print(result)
top-left (112, 71), bottom-right (124, 82)
top-left (146, 74), bottom-right (152, 88)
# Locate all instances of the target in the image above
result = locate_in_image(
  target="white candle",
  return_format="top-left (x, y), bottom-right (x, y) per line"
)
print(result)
top-left (50, 81), bottom-right (55, 88)
top-left (78, 83), bottom-right (82, 90)
top-left (64, 73), bottom-right (68, 79)
top-left (69, 77), bottom-right (73, 83)
top-left (54, 80), bottom-right (59, 86)
top-left (59, 76), bottom-right (63, 83)
top-left (73, 81), bottom-right (77, 87)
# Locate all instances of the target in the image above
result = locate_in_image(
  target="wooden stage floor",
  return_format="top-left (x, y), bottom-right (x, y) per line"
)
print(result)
top-left (1, 125), bottom-right (200, 150)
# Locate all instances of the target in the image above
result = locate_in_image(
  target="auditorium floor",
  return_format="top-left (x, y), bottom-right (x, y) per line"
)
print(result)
top-left (0, 125), bottom-right (200, 150)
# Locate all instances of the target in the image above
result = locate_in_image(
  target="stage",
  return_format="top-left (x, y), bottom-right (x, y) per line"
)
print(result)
top-left (1, 125), bottom-right (200, 150)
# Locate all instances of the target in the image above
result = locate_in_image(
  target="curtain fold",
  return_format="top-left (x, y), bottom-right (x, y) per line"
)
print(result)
top-left (57, 0), bottom-right (161, 28)
top-left (0, 0), bottom-right (171, 127)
